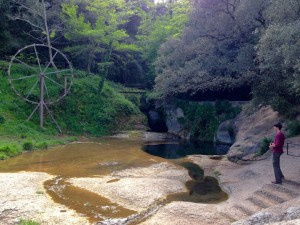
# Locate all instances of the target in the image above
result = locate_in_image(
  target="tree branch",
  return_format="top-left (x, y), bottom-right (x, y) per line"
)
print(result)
top-left (7, 15), bottom-right (45, 31)
top-left (9, 0), bottom-right (43, 17)
top-left (22, 30), bottom-right (43, 43)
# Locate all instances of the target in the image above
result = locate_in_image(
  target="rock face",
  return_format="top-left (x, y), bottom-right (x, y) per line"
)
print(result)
top-left (215, 120), bottom-right (234, 144)
top-left (227, 106), bottom-right (284, 161)
top-left (164, 104), bottom-right (185, 135)
top-left (147, 103), bottom-right (186, 138)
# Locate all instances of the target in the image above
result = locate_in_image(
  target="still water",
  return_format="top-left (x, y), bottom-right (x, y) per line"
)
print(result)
top-left (0, 137), bottom-right (229, 223)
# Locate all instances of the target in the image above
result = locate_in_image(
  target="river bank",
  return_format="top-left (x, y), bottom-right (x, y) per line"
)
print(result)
top-left (0, 133), bottom-right (299, 225)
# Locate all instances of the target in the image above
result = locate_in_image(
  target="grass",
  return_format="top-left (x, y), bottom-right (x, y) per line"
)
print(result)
top-left (0, 60), bottom-right (144, 159)
top-left (18, 219), bottom-right (39, 225)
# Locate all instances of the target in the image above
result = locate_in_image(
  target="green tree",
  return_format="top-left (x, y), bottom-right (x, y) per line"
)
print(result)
top-left (61, 0), bottom-right (140, 91)
top-left (254, 0), bottom-right (300, 117)
top-left (137, 0), bottom-right (190, 88)
top-left (154, 0), bottom-right (267, 98)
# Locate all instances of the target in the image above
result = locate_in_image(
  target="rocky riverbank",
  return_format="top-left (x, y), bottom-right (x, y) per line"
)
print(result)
top-left (0, 119), bottom-right (299, 225)
top-left (1, 142), bottom-right (299, 225)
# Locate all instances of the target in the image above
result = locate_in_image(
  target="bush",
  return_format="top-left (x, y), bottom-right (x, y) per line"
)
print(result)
top-left (0, 145), bottom-right (22, 158)
top-left (286, 120), bottom-right (300, 137)
top-left (0, 152), bottom-right (7, 160)
top-left (23, 141), bottom-right (33, 151)
top-left (35, 142), bottom-right (48, 149)
top-left (0, 115), bottom-right (4, 124)
top-left (259, 137), bottom-right (272, 156)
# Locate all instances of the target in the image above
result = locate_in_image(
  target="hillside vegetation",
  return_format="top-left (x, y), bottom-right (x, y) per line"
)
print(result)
top-left (0, 61), bottom-right (144, 159)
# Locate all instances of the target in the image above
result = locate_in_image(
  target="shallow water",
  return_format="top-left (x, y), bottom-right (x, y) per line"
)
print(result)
top-left (0, 137), bottom-right (228, 223)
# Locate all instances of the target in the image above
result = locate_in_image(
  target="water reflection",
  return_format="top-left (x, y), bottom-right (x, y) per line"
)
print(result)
top-left (142, 140), bottom-right (230, 159)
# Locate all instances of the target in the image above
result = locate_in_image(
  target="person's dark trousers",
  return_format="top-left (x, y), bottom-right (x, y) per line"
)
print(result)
top-left (273, 152), bottom-right (284, 183)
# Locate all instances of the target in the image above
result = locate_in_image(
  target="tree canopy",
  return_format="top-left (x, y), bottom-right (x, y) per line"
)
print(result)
top-left (1, 0), bottom-right (300, 116)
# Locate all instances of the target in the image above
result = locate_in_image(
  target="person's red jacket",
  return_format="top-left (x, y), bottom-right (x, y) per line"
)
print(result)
top-left (272, 132), bottom-right (285, 153)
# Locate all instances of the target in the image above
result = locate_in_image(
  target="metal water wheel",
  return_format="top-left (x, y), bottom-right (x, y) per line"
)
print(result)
top-left (8, 44), bottom-right (73, 132)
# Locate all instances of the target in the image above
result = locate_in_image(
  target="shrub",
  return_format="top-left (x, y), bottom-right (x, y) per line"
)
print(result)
top-left (258, 138), bottom-right (273, 156)
top-left (23, 141), bottom-right (33, 151)
top-left (35, 142), bottom-right (48, 149)
top-left (0, 145), bottom-right (22, 158)
top-left (0, 115), bottom-right (4, 124)
top-left (286, 120), bottom-right (300, 138)
top-left (0, 152), bottom-right (7, 160)
top-left (0, 146), bottom-right (11, 154)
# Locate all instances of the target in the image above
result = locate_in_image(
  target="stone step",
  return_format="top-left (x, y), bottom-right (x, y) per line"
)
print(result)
top-left (265, 183), bottom-right (299, 199)
top-left (220, 205), bottom-right (252, 222)
top-left (255, 189), bottom-right (286, 204)
top-left (246, 196), bottom-right (273, 209)
top-left (222, 204), bottom-right (256, 222)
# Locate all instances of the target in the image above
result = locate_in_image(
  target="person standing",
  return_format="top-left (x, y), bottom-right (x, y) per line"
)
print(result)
top-left (269, 123), bottom-right (285, 184)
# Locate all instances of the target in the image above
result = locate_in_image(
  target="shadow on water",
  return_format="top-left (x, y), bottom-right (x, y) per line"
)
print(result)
top-left (166, 161), bottom-right (228, 204)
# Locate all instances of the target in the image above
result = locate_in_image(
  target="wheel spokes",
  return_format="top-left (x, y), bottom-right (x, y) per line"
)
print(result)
top-left (43, 51), bottom-right (59, 73)
top-left (44, 69), bottom-right (72, 76)
top-left (44, 75), bottom-right (64, 88)
top-left (25, 79), bottom-right (39, 101)
top-left (33, 44), bottom-right (42, 72)
top-left (10, 74), bottom-right (37, 81)
top-left (44, 80), bottom-right (50, 100)
top-left (14, 58), bottom-right (38, 72)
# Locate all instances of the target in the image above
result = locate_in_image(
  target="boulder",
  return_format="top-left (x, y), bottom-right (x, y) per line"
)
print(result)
top-left (227, 106), bottom-right (284, 161)
top-left (215, 120), bottom-right (234, 144)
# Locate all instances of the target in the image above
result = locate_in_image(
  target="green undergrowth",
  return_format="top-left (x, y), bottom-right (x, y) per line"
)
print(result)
top-left (0, 61), bottom-right (144, 159)
top-left (18, 219), bottom-right (39, 225)
top-left (257, 137), bottom-right (272, 156)
top-left (176, 99), bottom-right (241, 141)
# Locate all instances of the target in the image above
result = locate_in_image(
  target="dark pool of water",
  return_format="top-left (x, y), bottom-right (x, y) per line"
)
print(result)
top-left (142, 140), bottom-right (230, 159)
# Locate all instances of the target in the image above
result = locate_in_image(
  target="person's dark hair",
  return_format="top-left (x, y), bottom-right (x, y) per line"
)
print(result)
top-left (274, 123), bottom-right (282, 130)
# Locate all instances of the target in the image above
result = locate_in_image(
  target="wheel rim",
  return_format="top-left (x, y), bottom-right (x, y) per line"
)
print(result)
top-left (8, 44), bottom-right (73, 105)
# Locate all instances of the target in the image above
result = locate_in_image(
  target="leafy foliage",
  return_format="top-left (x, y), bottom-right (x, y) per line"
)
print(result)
top-left (154, 0), bottom-right (266, 98)
top-left (253, 0), bottom-right (300, 117)
top-left (61, 0), bottom-right (141, 90)
top-left (0, 61), bottom-right (143, 159)
top-left (286, 120), bottom-right (300, 138)
top-left (137, 0), bottom-right (190, 87)
top-left (258, 137), bottom-right (272, 156)
top-left (176, 100), bottom-right (240, 141)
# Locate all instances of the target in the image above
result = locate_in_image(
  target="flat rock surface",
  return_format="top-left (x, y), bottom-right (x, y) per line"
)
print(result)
top-left (69, 162), bottom-right (190, 211)
top-left (142, 150), bottom-right (300, 225)
top-left (140, 202), bottom-right (231, 225)
top-left (0, 172), bottom-right (89, 225)
top-left (0, 136), bottom-right (299, 225)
